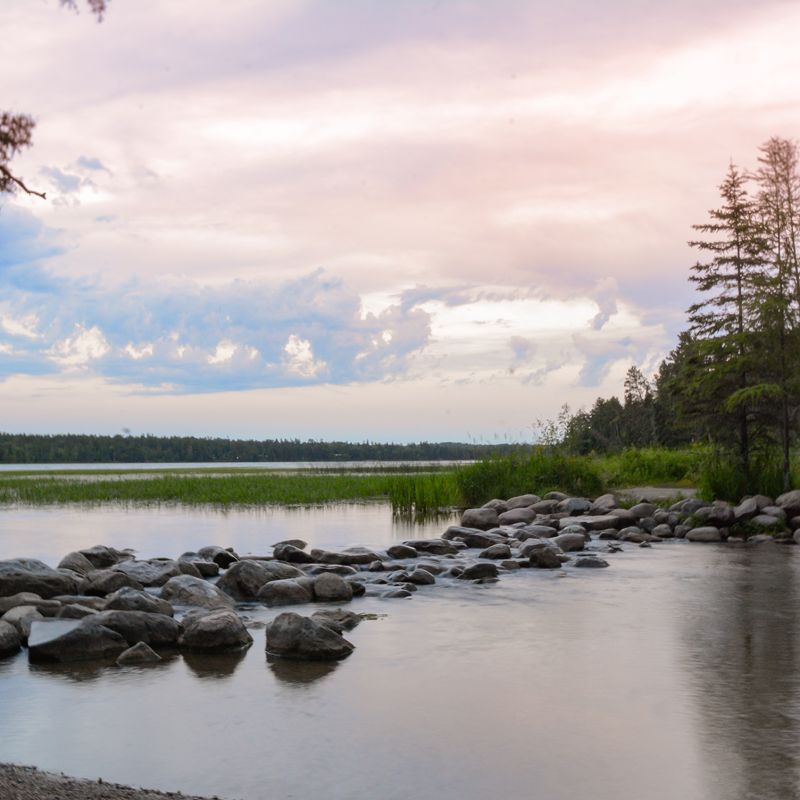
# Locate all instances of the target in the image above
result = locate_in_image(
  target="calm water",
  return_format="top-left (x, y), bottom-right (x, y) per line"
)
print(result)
top-left (1, 504), bottom-right (799, 800)
top-left (0, 460), bottom-right (471, 472)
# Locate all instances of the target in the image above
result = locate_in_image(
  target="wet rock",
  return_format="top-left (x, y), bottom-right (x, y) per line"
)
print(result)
top-left (545, 491), bottom-right (569, 501)
top-left (574, 557), bottom-right (610, 568)
top-left (311, 609), bottom-right (362, 633)
top-left (256, 578), bottom-right (315, 606)
top-left (442, 526), bottom-right (503, 549)
top-left (197, 546), bottom-right (239, 569)
top-left (597, 529), bottom-right (620, 540)
top-left (91, 610), bottom-right (181, 647)
top-left (516, 525), bottom-right (558, 540)
top-left (308, 547), bottom-right (382, 566)
top-left (404, 568), bottom-right (436, 585)
top-left (28, 619), bottom-right (128, 663)
top-left (2, 605), bottom-right (43, 641)
top-left (179, 609), bottom-right (253, 653)
top-left (501, 559), bottom-right (523, 570)
top-left (747, 534), bottom-right (775, 544)
top-left (618, 527), bottom-right (651, 543)
top-left (160, 575), bottom-right (234, 609)
top-left (216, 559), bottom-right (304, 600)
top-left (52, 595), bottom-right (107, 610)
top-left (105, 587), bottom-right (174, 616)
top-left (381, 588), bottom-right (413, 599)
top-left (416, 562), bottom-right (445, 575)
top-left (686, 526), bottom-right (722, 543)
top-left (460, 507), bottom-right (500, 530)
top-left (552, 533), bottom-right (587, 552)
top-left (0, 559), bottom-right (80, 599)
top-left (0, 620), bottom-right (21, 658)
top-left (527, 548), bottom-right (562, 569)
top-left (313, 573), bottom-right (354, 602)
top-left (628, 502), bottom-right (656, 519)
top-left (386, 544), bottom-right (418, 559)
top-left (459, 562), bottom-right (499, 580)
top-left (402, 539), bottom-right (460, 556)
top-left (498, 507), bottom-right (537, 525)
top-left (591, 493), bottom-right (619, 512)
top-left (531, 499), bottom-right (561, 514)
top-left (674, 524), bottom-right (690, 539)
top-left (110, 559), bottom-right (184, 587)
top-left (652, 524), bottom-right (675, 539)
top-left (117, 641), bottom-right (162, 666)
top-left (762, 506), bottom-right (786, 521)
top-left (0, 592), bottom-right (60, 616)
top-left (557, 497), bottom-right (592, 514)
top-left (733, 497), bottom-right (759, 522)
top-left (79, 545), bottom-right (132, 569)
top-left (84, 569), bottom-right (143, 597)
top-left (479, 543), bottom-right (512, 559)
top-left (777, 490), bottom-right (800, 518)
top-left (274, 539), bottom-right (308, 550)
top-left (273, 543), bottom-right (315, 564)
top-left (559, 515), bottom-right (620, 531)
top-left (750, 514), bottom-right (784, 530)
top-left (266, 611), bottom-right (354, 660)
top-left (56, 604), bottom-right (98, 619)
top-left (306, 564), bottom-right (358, 577)
top-left (57, 551), bottom-right (95, 576)
top-left (481, 498), bottom-right (509, 512)
top-left (506, 493), bottom-right (541, 510)
top-left (694, 503), bottom-right (735, 527)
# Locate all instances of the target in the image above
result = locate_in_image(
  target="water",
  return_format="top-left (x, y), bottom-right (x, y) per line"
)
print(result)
top-left (0, 460), bottom-right (471, 472)
top-left (1, 504), bottom-right (799, 800)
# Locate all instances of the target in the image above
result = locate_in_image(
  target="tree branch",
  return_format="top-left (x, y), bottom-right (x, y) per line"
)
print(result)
top-left (0, 165), bottom-right (46, 200)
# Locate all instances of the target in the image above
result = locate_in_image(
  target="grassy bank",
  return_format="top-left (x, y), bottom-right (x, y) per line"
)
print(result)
top-left (0, 447), bottom-right (708, 515)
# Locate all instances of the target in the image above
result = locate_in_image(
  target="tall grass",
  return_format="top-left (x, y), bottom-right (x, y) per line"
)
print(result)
top-left (695, 448), bottom-right (792, 501)
top-left (597, 447), bottom-right (702, 488)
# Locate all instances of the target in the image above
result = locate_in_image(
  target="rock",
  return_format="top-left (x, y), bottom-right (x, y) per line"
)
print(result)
top-left (694, 503), bottom-right (735, 527)
top-left (116, 641), bottom-right (162, 666)
top-left (266, 612), bottom-right (354, 660)
top-left (313, 573), bottom-right (354, 602)
top-left (381, 588), bottom-right (413, 599)
top-left (57, 551), bottom-right (95, 576)
top-left (777, 490), bottom-right (800, 518)
top-left (748, 534), bottom-right (775, 544)
top-left (188, 560), bottom-right (220, 578)
top-left (498, 507), bottom-right (537, 525)
top-left (2, 605), bottom-right (43, 641)
top-left (552, 533), bottom-right (586, 552)
top-left (793, 529), bottom-right (800, 545)
top-left (105, 587), bottom-right (174, 616)
top-left (91, 610), bottom-right (181, 647)
top-left (733, 497), bottom-right (759, 521)
top-left (273, 543), bottom-right (315, 564)
top-left (459, 563), bottom-right (499, 580)
top-left (597, 529), bottom-right (620, 540)
top-left (308, 547), bottom-right (382, 566)
top-left (28, 619), bottom-right (128, 663)
top-left (479, 543), bottom-right (512, 559)
top-left (481, 498), bottom-right (509, 512)
top-left (386, 544), bottom-right (418, 559)
top-left (311, 609), bottom-right (362, 633)
top-left (557, 497), bottom-right (592, 514)
top-left (176, 561), bottom-right (203, 579)
top-left (160, 575), bottom-right (234, 609)
top-left (216, 559), bottom-right (304, 600)
top-left (0, 592), bottom-right (60, 616)
top-left (404, 568), bottom-right (436, 585)
top-left (531, 499), bottom-right (561, 514)
top-left (501, 559), bottom-right (523, 570)
top-left (53, 595), bottom-right (107, 610)
top-left (628, 502), bottom-right (656, 519)
top-left (178, 609), bottom-right (253, 652)
top-left (56, 604), bottom-right (98, 619)
top-left (460, 508), bottom-right (500, 530)
top-left (652, 524), bottom-right (675, 539)
top-left (79, 545), bottom-right (131, 569)
top-left (402, 539), bottom-right (460, 556)
top-left (527, 548), bottom-right (562, 569)
top-left (674, 524), bottom-right (690, 538)
top-left (274, 539), bottom-right (307, 550)
top-left (0, 559), bottom-right (79, 599)
top-left (110, 559), bottom-right (182, 587)
top-left (257, 578), bottom-right (314, 606)
top-left (416, 561), bottom-right (445, 575)
top-left (197, 546), bottom-right (239, 569)
top-left (516, 525), bottom-right (558, 540)
top-left (686, 526), bottom-right (722, 542)
top-left (505, 493), bottom-right (541, 509)
top-left (84, 569), bottom-right (143, 597)
top-left (559, 515), bottom-right (620, 531)
top-left (574, 557), bottom-right (610, 568)
top-left (750, 514), bottom-right (784, 529)
top-left (545, 491), bottom-right (569, 501)
top-left (442, 526), bottom-right (503, 548)
top-left (618, 527), bottom-right (653, 543)
top-left (0, 620), bottom-right (21, 658)
top-left (762, 506), bottom-right (787, 521)
top-left (591, 493), bottom-right (619, 511)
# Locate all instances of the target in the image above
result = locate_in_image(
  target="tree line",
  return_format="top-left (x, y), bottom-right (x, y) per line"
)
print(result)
top-left (560, 136), bottom-right (800, 495)
top-left (0, 433), bottom-right (524, 464)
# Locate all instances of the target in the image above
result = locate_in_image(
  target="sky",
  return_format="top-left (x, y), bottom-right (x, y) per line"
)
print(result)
top-left (0, 0), bottom-right (798, 442)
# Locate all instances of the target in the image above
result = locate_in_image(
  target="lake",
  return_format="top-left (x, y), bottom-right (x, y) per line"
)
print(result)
top-left (1, 502), bottom-right (798, 800)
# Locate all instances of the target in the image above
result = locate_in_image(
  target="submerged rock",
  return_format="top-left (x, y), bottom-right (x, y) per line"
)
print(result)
top-left (28, 619), bottom-right (128, 663)
top-left (117, 641), bottom-right (162, 666)
top-left (179, 609), bottom-right (253, 652)
top-left (216, 559), bottom-right (304, 600)
top-left (256, 578), bottom-right (314, 606)
top-left (91, 610), bottom-right (181, 647)
top-left (266, 612), bottom-right (354, 661)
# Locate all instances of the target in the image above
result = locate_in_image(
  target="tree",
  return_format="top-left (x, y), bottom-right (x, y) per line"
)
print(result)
top-left (0, 1), bottom-right (107, 201)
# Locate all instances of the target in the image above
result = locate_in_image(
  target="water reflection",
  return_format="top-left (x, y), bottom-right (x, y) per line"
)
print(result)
top-left (29, 660), bottom-right (116, 683)
top-left (182, 648), bottom-right (249, 679)
top-left (681, 545), bottom-right (800, 800)
top-left (267, 656), bottom-right (339, 686)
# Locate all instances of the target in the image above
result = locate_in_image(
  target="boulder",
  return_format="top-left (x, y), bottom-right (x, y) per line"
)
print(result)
top-left (84, 569), bottom-right (143, 597)
top-left (460, 508), bottom-right (500, 530)
top-left (256, 578), bottom-right (314, 606)
top-left (0, 620), bottom-right (21, 658)
top-left (57, 551), bottom-right (95, 576)
top-left (628, 502), bottom-right (656, 519)
top-left (117, 641), bottom-right (162, 666)
top-left (160, 575), bottom-right (234, 610)
top-left (777, 490), bottom-right (800, 518)
top-left (2, 605), bottom-right (42, 641)
top-left (686, 526), bottom-right (722, 543)
top-left (265, 612), bottom-right (354, 660)
top-left (527, 548), bottom-right (562, 569)
top-left (0, 592), bottom-right (60, 616)
top-left (311, 609), bottom-right (361, 633)
top-left (498, 507), bottom-right (537, 525)
top-left (402, 539), bottom-right (459, 556)
top-left (574, 557), bottom-right (610, 568)
top-left (178, 609), bottom-right (253, 652)
top-left (273, 543), bottom-right (315, 564)
top-left (306, 564), bottom-right (358, 577)
top-left (559, 515), bottom-right (620, 531)
top-left (479, 543), bottom-right (512, 559)
top-left (609, 508), bottom-right (637, 524)
top-left (516, 525), bottom-right (558, 540)
top-left (733, 497), bottom-right (759, 522)
top-left (0, 559), bottom-right (79, 599)
top-left (750, 514), bottom-right (784, 530)
top-left (110, 559), bottom-right (183, 587)
top-left (52, 595), bottom-right (107, 611)
top-left (197, 546), bottom-right (239, 569)
top-left (591, 493), bottom-right (619, 512)
top-left (216, 559), bottom-right (304, 600)
top-left (381, 589), bottom-right (413, 599)
top-left (481, 498), bottom-right (508, 512)
top-left (694, 503), bottom-right (735, 527)
top-left (307, 547), bottom-right (382, 566)
top-left (79, 545), bottom-right (131, 569)
top-left (28, 619), bottom-right (128, 663)
top-left (762, 506), bottom-right (787, 521)
top-left (403, 568), bottom-right (436, 586)
top-left (273, 539), bottom-right (307, 550)
top-left (91, 610), bottom-right (181, 647)
top-left (557, 497), bottom-right (592, 514)
top-left (505, 493), bottom-right (541, 510)
top-left (552, 533), bottom-right (586, 552)
top-left (105, 587), bottom-right (174, 616)
top-left (386, 544), bottom-right (418, 559)
top-left (56, 604), bottom-right (98, 619)
top-left (459, 563), bottom-right (499, 580)
top-left (652, 524), bottom-right (675, 539)
top-left (442, 526), bottom-right (503, 548)
top-left (313, 573), bottom-right (354, 602)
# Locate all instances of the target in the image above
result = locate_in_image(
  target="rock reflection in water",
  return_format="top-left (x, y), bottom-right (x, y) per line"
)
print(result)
top-left (267, 656), bottom-right (338, 686)
top-left (681, 545), bottom-right (800, 800)
top-left (182, 648), bottom-right (248, 680)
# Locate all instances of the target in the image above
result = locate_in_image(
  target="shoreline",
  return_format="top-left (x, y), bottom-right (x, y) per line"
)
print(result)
top-left (0, 763), bottom-right (227, 800)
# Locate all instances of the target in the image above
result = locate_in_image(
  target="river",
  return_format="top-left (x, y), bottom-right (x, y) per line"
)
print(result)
top-left (0, 503), bottom-right (798, 800)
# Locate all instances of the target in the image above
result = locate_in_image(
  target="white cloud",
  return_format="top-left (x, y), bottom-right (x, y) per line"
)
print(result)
top-left (283, 334), bottom-right (327, 378)
top-left (47, 325), bottom-right (110, 366)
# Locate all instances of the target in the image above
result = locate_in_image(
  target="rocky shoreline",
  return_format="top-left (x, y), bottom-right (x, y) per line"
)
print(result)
top-left (0, 763), bottom-right (224, 800)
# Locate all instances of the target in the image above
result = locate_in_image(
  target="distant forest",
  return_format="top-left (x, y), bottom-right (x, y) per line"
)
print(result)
top-left (0, 433), bottom-right (523, 464)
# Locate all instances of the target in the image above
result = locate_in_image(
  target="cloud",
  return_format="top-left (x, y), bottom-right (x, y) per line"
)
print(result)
top-left (75, 155), bottom-right (109, 172)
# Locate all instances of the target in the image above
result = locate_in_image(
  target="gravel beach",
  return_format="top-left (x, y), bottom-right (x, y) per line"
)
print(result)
top-left (0, 764), bottom-right (226, 800)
